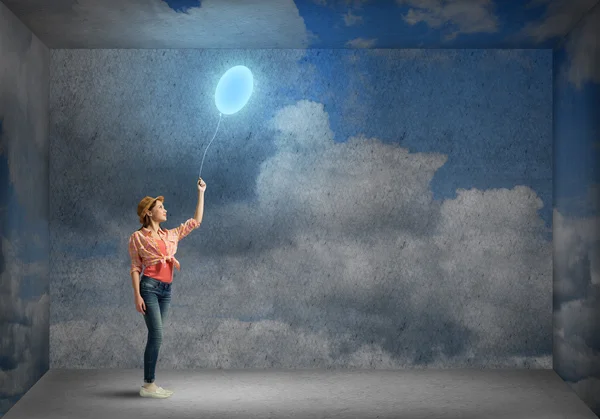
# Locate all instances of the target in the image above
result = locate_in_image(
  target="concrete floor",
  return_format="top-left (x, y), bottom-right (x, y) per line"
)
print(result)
top-left (3, 369), bottom-right (597, 419)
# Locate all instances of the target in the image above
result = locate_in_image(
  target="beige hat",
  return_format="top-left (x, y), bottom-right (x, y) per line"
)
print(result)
top-left (137, 196), bottom-right (164, 225)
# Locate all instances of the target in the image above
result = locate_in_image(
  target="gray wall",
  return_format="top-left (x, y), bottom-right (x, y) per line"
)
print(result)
top-left (553, 2), bottom-right (600, 417)
top-left (49, 48), bottom-right (553, 372)
top-left (0, 2), bottom-right (50, 418)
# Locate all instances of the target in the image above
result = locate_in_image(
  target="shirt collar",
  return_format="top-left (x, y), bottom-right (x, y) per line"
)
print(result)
top-left (141, 226), bottom-right (166, 236)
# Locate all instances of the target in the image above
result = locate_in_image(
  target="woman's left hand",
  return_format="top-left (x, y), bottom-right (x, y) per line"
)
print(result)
top-left (198, 177), bottom-right (207, 193)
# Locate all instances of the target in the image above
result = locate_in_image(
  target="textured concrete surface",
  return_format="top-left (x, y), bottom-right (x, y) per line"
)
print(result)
top-left (553, 2), bottom-right (600, 417)
top-left (0, 1), bottom-right (50, 418)
top-left (48, 48), bottom-right (552, 373)
top-left (3, 369), bottom-right (599, 419)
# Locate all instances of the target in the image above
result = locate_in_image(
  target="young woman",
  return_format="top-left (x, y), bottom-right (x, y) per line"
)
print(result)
top-left (128, 178), bottom-right (206, 399)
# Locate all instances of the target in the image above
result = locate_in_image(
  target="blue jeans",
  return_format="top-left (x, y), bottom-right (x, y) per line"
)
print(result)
top-left (140, 275), bottom-right (172, 384)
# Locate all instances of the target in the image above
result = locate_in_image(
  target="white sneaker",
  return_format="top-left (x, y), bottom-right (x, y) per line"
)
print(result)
top-left (140, 385), bottom-right (173, 398)
top-left (158, 386), bottom-right (173, 395)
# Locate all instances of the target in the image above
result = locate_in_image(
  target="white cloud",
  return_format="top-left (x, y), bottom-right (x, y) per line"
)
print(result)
top-left (397, 0), bottom-right (498, 40)
top-left (0, 238), bottom-right (49, 412)
top-left (27, 0), bottom-right (311, 48)
top-left (344, 11), bottom-right (363, 26)
top-left (256, 100), bottom-right (551, 365)
top-left (553, 304), bottom-right (600, 390)
top-left (562, 3), bottom-right (600, 88)
top-left (260, 101), bottom-right (447, 229)
top-left (51, 100), bottom-right (552, 368)
top-left (521, 0), bottom-right (597, 44)
top-left (554, 209), bottom-right (600, 288)
top-left (346, 37), bottom-right (377, 48)
top-left (434, 186), bottom-right (552, 350)
top-left (553, 208), bottom-right (600, 412)
top-left (51, 316), bottom-right (551, 370)
top-left (554, 300), bottom-right (600, 360)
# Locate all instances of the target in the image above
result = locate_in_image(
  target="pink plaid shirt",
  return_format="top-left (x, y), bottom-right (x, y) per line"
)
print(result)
top-left (128, 218), bottom-right (199, 275)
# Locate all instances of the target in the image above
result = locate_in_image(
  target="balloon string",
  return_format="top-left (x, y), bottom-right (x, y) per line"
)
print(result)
top-left (199, 113), bottom-right (223, 179)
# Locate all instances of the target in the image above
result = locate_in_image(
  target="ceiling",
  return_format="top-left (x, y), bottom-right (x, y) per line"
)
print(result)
top-left (1, 0), bottom-right (598, 49)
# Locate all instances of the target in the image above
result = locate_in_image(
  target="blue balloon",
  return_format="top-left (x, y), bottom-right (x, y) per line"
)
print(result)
top-left (215, 66), bottom-right (253, 115)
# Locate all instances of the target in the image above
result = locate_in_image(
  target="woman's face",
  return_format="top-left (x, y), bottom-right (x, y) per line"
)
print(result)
top-left (147, 201), bottom-right (167, 223)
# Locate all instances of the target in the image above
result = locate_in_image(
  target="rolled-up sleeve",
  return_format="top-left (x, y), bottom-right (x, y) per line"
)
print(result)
top-left (128, 234), bottom-right (143, 275)
top-left (172, 218), bottom-right (200, 241)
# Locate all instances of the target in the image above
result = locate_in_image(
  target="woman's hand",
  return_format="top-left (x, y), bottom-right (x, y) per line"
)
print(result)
top-left (198, 177), bottom-right (207, 193)
top-left (135, 295), bottom-right (146, 315)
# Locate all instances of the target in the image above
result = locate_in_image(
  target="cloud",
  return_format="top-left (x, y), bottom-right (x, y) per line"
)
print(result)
top-left (433, 185), bottom-right (552, 350)
top-left (52, 100), bottom-right (552, 368)
top-left (260, 101), bottom-right (446, 231)
top-left (346, 37), bottom-right (377, 48)
top-left (553, 300), bottom-right (600, 378)
top-left (553, 208), bottom-right (600, 414)
top-left (397, 0), bottom-right (498, 40)
top-left (17, 0), bottom-right (311, 48)
top-left (562, 2), bottom-right (600, 89)
top-left (521, 0), bottom-right (597, 44)
top-left (51, 315), bottom-right (551, 370)
top-left (344, 11), bottom-right (363, 26)
top-left (52, 318), bottom-right (341, 369)
top-left (0, 238), bottom-right (49, 413)
top-left (242, 100), bottom-right (551, 365)
top-left (554, 210), bottom-right (600, 296)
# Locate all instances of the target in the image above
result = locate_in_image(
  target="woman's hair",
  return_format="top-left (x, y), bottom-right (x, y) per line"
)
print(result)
top-left (138, 200), bottom-right (159, 230)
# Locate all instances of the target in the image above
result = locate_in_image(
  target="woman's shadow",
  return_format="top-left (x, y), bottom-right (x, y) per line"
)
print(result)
top-left (97, 390), bottom-right (144, 398)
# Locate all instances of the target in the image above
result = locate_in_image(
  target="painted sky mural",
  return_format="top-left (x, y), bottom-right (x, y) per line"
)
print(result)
top-left (0, 2), bottom-right (50, 417)
top-left (0, 0), bottom-right (597, 48)
top-left (46, 47), bottom-right (553, 374)
top-left (1, 0), bottom-right (599, 417)
top-left (552, 3), bottom-right (600, 415)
